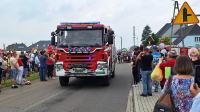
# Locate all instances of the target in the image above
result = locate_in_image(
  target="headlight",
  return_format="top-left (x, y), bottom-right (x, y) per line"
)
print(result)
top-left (97, 61), bottom-right (108, 69)
top-left (56, 62), bottom-right (64, 71)
top-left (56, 64), bottom-right (63, 71)
top-left (97, 64), bottom-right (103, 70)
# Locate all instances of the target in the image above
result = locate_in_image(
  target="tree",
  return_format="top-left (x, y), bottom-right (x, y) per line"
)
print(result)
top-left (142, 33), bottom-right (159, 46)
top-left (151, 33), bottom-right (159, 45)
top-left (160, 37), bottom-right (172, 45)
top-left (129, 45), bottom-right (139, 51)
top-left (141, 25), bottom-right (152, 41)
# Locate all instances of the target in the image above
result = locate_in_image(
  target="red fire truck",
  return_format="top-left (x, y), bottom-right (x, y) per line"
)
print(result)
top-left (51, 22), bottom-right (116, 86)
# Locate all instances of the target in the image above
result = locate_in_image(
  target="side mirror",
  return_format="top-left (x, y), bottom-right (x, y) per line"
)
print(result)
top-left (51, 32), bottom-right (56, 46)
top-left (104, 28), bottom-right (108, 34)
top-left (108, 35), bottom-right (113, 45)
top-left (109, 30), bottom-right (114, 35)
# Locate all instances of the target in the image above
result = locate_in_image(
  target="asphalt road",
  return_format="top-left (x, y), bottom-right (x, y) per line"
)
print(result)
top-left (0, 63), bottom-right (132, 112)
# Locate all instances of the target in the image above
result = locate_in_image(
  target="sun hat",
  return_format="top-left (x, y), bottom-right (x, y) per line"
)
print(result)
top-left (168, 50), bottom-right (177, 58)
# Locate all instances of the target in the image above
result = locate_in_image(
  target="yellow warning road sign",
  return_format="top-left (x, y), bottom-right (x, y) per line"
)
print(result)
top-left (173, 2), bottom-right (199, 25)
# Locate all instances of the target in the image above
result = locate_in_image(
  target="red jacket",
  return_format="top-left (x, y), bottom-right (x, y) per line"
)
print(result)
top-left (18, 58), bottom-right (23, 67)
top-left (46, 57), bottom-right (55, 65)
top-left (159, 59), bottom-right (176, 86)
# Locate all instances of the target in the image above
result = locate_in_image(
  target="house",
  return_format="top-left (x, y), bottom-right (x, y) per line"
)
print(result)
top-left (156, 23), bottom-right (183, 38)
top-left (6, 43), bottom-right (27, 51)
top-left (173, 24), bottom-right (200, 48)
top-left (27, 40), bottom-right (50, 51)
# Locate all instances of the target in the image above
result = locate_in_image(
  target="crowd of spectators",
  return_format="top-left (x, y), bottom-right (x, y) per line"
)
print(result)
top-left (131, 44), bottom-right (200, 112)
top-left (0, 48), bottom-right (55, 92)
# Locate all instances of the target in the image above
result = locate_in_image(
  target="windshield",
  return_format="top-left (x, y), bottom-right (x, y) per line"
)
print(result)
top-left (57, 30), bottom-right (102, 47)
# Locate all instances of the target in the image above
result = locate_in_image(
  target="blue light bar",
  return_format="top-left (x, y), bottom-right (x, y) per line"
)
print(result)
top-left (60, 21), bottom-right (100, 24)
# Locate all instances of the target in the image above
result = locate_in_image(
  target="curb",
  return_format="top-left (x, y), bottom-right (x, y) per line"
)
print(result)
top-left (126, 88), bottom-right (134, 112)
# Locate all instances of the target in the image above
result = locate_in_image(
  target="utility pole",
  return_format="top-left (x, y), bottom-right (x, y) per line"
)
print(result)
top-left (133, 26), bottom-right (136, 47)
top-left (120, 36), bottom-right (122, 51)
top-left (171, 0), bottom-right (180, 45)
top-left (3, 43), bottom-right (6, 50)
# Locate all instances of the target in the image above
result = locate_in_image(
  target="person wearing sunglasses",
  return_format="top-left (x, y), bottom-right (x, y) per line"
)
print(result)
top-left (189, 47), bottom-right (200, 91)
top-left (189, 47), bottom-right (200, 69)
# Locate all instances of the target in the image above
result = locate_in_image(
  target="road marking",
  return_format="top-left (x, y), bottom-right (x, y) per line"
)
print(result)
top-left (0, 80), bottom-right (57, 103)
top-left (21, 90), bottom-right (65, 112)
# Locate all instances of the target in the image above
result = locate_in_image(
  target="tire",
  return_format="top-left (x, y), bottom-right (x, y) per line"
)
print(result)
top-left (111, 64), bottom-right (116, 78)
top-left (111, 71), bottom-right (115, 78)
top-left (103, 76), bottom-right (110, 86)
top-left (59, 76), bottom-right (69, 87)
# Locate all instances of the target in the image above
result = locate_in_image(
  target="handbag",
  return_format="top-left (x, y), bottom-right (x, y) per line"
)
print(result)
top-left (151, 63), bottom-right (163, 81)
top-left (153, 76), bottom-right (175, 112)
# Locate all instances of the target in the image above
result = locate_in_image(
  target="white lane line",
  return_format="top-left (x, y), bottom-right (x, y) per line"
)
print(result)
top-left (22, 90), bottom-right (65, 112)
top-left (0, 81), bottom-right (57, 103)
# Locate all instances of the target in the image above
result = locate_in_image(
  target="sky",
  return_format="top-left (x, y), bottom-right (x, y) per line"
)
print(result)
top-left (0, 0), bottom-right (200, 49)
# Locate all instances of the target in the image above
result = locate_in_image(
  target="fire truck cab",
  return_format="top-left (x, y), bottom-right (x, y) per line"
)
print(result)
top-left (51, 22), bottom-right (116, 86)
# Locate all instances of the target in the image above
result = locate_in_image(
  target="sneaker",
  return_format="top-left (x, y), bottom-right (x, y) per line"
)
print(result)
top-left (132, 84), bottom-right (136, 87)
top-left (132, 84), bottom-right (138, 87)
top-left (25, 81), bottom-right (31, 85)
top-left (14, 85), bottom-right (18, 88)
top-left (11, 85), bottom-right (15, 88)
top-left (148, 93), bottom-right (152, 96)
top-left (11, 85), bottom-right (18, 89)
top-left (154, 90), bottom-right (158, 93)
top-left (140, 94), bottom-right (147, 97)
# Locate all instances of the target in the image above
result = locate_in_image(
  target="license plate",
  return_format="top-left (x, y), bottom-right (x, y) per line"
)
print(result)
top-left (74, 68), bottom-right (84, 73)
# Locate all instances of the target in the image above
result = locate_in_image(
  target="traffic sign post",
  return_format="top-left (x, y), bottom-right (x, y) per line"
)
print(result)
top-left (173, 2), bottom-right (199, 25)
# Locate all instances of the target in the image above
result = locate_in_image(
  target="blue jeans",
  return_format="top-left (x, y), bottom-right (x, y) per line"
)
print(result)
top-left (155, 81), bottom-right (159, 92)
top-left (141, 70), bottom-right (152, 95)
top-left (23, 68), bottom-right (28, 78)
top-left (39, 67), bottom-right (47, 81)
top-left (11, 69), bottom-right (18, 80)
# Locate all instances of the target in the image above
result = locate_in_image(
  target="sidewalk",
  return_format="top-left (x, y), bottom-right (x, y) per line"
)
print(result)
top-left (126, 83), bottom-right (160, 112)
top-left (126, 89), bottom-right (134, 112)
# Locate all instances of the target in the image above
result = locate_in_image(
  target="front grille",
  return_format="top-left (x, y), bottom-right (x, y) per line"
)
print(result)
top-left (65, 54), bottom-right (97, 70)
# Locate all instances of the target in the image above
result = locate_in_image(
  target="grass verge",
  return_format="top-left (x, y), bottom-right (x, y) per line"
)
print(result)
top-left (2, 72), bottom-right (39, 88)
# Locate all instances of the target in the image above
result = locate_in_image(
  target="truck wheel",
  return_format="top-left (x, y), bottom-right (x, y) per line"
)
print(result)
top-left (59, 76), bottom-right (69, 87)
top-left (103, 76), bottom-right (110, 86)
top-left (111, 71), bottom-right (115, 78)
top-left (111, 65), bottom-right (115, 78)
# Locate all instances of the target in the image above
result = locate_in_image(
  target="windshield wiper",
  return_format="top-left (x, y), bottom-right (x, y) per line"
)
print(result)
top-left (72, 44), bottom-right (91, 47)
top-left (58, 44), bottom-right (68, 48)
top-left (58, 43), bottom-right (101, 47)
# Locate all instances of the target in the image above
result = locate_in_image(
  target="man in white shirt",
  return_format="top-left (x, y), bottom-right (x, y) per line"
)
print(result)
top-left (190, 83), bottom-right (200, 112)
